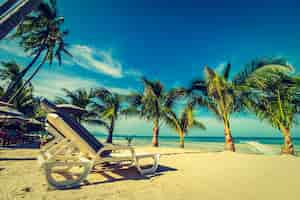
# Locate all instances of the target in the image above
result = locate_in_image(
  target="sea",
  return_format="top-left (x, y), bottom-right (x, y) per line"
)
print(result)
top-left (94, 133), bottom-right (300, 156)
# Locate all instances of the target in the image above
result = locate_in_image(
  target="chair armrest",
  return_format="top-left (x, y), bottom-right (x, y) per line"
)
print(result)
top-left (95, 144), bottom-right (136, 160)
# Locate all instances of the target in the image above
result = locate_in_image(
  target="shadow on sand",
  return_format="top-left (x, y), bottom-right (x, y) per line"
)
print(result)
top-left (79, 165), bottom-right (177, 188)
top-left (0, 157), bottom-right (37, 161)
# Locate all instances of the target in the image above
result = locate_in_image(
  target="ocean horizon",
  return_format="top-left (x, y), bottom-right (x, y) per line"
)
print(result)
top-left (93, 133), bottom-right (300, 155)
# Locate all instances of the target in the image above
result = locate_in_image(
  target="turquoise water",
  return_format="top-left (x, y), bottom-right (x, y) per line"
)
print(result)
top-left (95, 133), bottom-right (300, 155)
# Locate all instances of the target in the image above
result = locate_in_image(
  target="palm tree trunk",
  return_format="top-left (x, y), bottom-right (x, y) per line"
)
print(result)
top-left (0, 0), bottom-right (18, 15)
top-left (179, 131), bottom-right (184, 148)
top-left (8, 50), bottom-right (47, 103)
top-left (2, 47), bottom-right (43, 101)
top-left (0, 0), bottom-right (41, 40)
top-left (106, 118), bottom-right (114, 143)
top-left (223, 119), bottom-right (235, 152)
top-left (280, 126), bottom-right (294, 155)
top-left (152, 119), bottom-right (159, 147)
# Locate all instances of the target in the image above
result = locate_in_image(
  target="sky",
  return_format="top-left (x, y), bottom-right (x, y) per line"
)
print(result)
top-left (1, 0), bottom-right (300, 137)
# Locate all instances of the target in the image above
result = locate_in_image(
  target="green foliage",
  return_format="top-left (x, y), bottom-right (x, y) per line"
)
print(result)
top-left (89, 87), bottom-right (123, 133)
top-left (54, 88), bottom-right (94, 122)
top-left (11, 0), bottom-right (71, 64)
top-left (162, 105), bottom-right (206, 136)
top-left (0, 61), bottom-right (39, 118)
top-left (126, 77), bottom-right (184, 122)
top-left (243, 71), bottom-right (300, 131)
top-left (189, 58), bottom-right (294, 123)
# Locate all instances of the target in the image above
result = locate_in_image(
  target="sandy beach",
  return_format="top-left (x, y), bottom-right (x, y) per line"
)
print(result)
top-left (1, 147), bottom-right (300, 200)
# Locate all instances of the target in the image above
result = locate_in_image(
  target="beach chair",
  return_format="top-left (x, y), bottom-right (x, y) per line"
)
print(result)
top-left (38, 99), bottom-right (160, 189)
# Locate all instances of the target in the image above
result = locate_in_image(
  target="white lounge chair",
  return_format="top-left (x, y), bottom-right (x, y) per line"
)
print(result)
top-left (38, 99), bottom-right (160, 189)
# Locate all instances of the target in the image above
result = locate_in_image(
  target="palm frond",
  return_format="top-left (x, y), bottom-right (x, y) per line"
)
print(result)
top-left (164, 87), bottom-right (185, 108)
top-left (121, 107), bottom-right (141, 117)
top-left (233, 57), bottom-right (293, 85)
top-left (192, 120), bottom-right (206, 130)
top-left (222, 62), bottom-right (231, 80)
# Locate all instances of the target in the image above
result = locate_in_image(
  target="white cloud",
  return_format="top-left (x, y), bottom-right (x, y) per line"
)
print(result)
top-left (0, 40), bottom-right (27, 58)
top-left (0, 41), bottom-right (143, 79)
top-left (69, 45), bottom-right (123, 78)
top-left (124, 68), bottom-right (143, 78)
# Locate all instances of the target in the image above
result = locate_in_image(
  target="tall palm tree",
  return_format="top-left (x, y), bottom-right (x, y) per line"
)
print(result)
top-left (189, 59), bottom-right (291, 152)
top-left (242, 63), bottom-right (299, 155)
top-left (163, 104), bottom-right (206, 148)
top-left (90, 88), bottom-right (123, 143)
top-left (54, 88), bottom-right (94, 122)
top-left (3, 0), bottom-right (71, 102)
top-left (125, 77), bottom-right (184, 147)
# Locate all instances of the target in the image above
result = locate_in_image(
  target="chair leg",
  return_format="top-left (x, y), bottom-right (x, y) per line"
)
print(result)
top-left (43, 159), bottom-right (93, 190)
top-left (135, 154), bottom-right (160, 175)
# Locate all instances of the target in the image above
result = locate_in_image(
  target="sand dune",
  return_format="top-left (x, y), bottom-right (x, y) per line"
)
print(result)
top-left (0, 147), bottom-right (300, 200)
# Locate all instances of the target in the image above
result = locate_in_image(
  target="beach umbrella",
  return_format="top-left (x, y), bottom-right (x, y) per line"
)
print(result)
top-left (0, 106), bottom-right (23, 116)
top-left (0, 116), bottom-right (25, 130)
top-left (0, 100), bottom-right (23, 117)
top-left (56, 104), bottom-right (87, 115)
top-left (0, 101), bottom-right (13, 107)
top-left (0, 115), bottom-right (44, 131)
top-left (25, 118), bottom-right (44, 132)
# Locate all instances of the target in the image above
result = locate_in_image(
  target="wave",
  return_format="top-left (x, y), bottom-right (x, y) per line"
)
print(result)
top-left (245, 141), bottom-right (279, 155)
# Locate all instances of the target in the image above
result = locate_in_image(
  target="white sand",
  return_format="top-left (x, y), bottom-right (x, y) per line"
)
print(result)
top-left (0, 147), bottom-right (300, 200)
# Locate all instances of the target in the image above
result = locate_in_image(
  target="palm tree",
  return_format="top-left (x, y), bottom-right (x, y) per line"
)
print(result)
top-left (89, 88), bottom-right (123, 143)
top-left (163, 104), bottom-right (206, 148)
top-left (0, 61), bottom-right (38, 117)
top-left (54, 88), bottom-right (93, 122)
top-left (189, 59), bottom-right (291, 152)
top-left (242, 62), bottom-right (299, 155)
top-left (0, 61), bottom-right (21, 84)
top-left (125, 77), bottom-right (184, 147)
top-left (3, 0), bottom-right (71, 102)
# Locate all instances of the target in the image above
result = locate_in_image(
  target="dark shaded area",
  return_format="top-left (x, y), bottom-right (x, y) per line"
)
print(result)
top-left (80, 164), bottom-right (177, 188)
top-left (0, 157), bottom-right (36, 161)
top-left (0, 141), bottom-right (40, 149)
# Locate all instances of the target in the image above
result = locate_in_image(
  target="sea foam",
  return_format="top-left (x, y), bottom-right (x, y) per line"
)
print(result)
top-left (246, 141), bottom-right (279, 155)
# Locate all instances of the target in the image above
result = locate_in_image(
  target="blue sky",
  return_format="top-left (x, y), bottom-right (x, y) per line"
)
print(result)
top-left (1, 0), bottom-right (300, 137)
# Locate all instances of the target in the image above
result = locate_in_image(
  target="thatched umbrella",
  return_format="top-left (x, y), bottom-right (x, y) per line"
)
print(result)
top-left (0, 106), bottom-right (23, 116)
top-left (0, 101), bottom-right (13, 107)
top-left (0, 101), bottom-right (23, 117)
top-left (0, 116), bottom-right (44, 131)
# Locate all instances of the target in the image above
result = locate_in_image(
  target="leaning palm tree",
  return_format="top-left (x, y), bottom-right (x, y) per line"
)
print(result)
top-left (189, 58), bottom-right (292, 152)
top-left (125, 78), bottom-right (184, 147)
top-left (242, 64), bottom-right (299, 155)
top-left (3, 0), bottom-right (71, 102)
top-left (54, 88), bottom-right (94, 122)
top-left (163, 105), bottom-right (206, 148)
top-left (89, 88), bottom-right (123, 143)
top-left (0, 61), bottom-right (38, 117)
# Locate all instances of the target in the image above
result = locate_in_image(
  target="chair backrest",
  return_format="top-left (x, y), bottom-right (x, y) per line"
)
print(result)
top-left (41, 99), bottom-right (104, 157)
